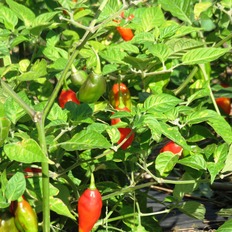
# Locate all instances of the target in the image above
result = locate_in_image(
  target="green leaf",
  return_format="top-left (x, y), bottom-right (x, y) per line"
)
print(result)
top-left (0, 117), bottom-right (11, 147)
top-left (50, 196), bottom-right (76, 220)
top-left (186, 86), bottom-right (209, 105)
top-left (17, 59), bottom-right (47, 82)
top-left (207, 112), bottom-right (232, 144)
top-left (158, 0), bottom-right (192, 24)
top-left (4, 138), bottom-right (50, 163)
top-left (178, 201), bottom-right (206, 220)
top-left (194, 2), bottom-right (212, 20)
top-left (133, 6), bottom-right (165, 32)
top-left (159, 122), bottom-right (190, 151)
top-left (148, 44), bottom-right (171, 63)
top-left (0, 6), bottom-right (18, 31)
top-left (61, 130), bottom-right (111, 151)
top-left (173, 172), bottom-right (198, 201)
top-left (144, 93), bottom-right (182, 113)
top-left (221, 0), bottom-right (232, 8)
top-left (144, 114), bottom-right (162, 142)
top-left (155, 152), bottom-right (179, 177)
top-left (47, 103), bottom-right (68, 122)
top-left (6, 0), bottom-right (35, 27)
top-left (5, 172), bottom-right (26, 202)
top-left (166, 38), bottom-right (203, 56)
top-left (10, 35), bottom-right (29, 48)
top-left (217, 218), bottom-right (232, 232)
top-left (178, 154), bottom-right (207, 170)
top-left (4, 91), bottom-right (31, 124)
top-left (221, 145), bottom-right (232, 173)
top-left (182, 48), bottom-right (230, 65)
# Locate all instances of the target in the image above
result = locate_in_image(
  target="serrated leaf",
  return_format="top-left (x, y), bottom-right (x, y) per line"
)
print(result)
top-left (207, 162), bottom-right (224, 184)
top-left (61, 130), bottom-right (111, 151)
top-left (100, 47), bottom-right (126, 64)
top-left (5, 172), bottom-right (26, 202)
top-left (179, 201), bottom-right (206, 220)
top-left (144, 93), bottom-right (182, 113)
top-left (159, 0), bottom-right (192, 24)
top-left (182, 48), bottom-right (230, 65)
top-left (178, 154), bottom-right (207, 170)
top-left (50, 196), bottom-right (76, 220)
top-left (6, 0), bottom-right (35, 27)
top-left (0, 6), bottom-right (18, 31)
top-left (4, 138), bottom-right (50, 163)
top-left (155, 152), bottom-right (179, 177)
top-left (48, 103), bottom-right (68, 122)
top-left (32, 12), bottom-right (58, 27)
top-left (173, 26), bottom-right (202, 38)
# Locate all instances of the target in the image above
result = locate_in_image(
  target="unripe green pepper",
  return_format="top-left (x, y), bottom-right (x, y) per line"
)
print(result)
top-left (0, 212), bottom-right (19, 232)
top-left (70, 66), bottom-right (88, 86)
top-left (11, 196), bottom-right (38, 232)
top-left (78, 72), bottom-right (106, 103)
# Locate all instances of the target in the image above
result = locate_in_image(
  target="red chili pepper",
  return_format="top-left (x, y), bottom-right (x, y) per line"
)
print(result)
top-left (111, 105), bottom-right (135, 150)
top-left (109, 83), bottom-right (131, 110)
top-left (78, 174), bottom-right (102, 232)
top-left (58, 89), bottom-right (80, 108)
top-left (116, 26), bottom-right (134, 41)
top-left (160, 141), bottom-right (183, 156)
top-left (216, 97), bottom-right (231, 115)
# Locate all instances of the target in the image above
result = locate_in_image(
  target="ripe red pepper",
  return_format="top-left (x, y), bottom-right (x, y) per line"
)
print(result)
top-left (11, 196), bottom-right (38, 232)
top-left (109, 83), bottom-right (131, 110)
top-left (116, 26), bottom-right (134, 41)
top-left (216, 97), bottom-right (231, 115)
top-left (111, 105), bottom-right (135, 150)
top-left (160, 141), bottom-right (183, 156)
top-left (78, 174), bottom-right (102, 232)
top-left (58, 89), bottom-right (80, 108)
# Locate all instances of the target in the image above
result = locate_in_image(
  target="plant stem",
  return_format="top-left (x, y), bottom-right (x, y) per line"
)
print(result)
top-left (36, 120), bottom-right (50, 232)
top-left (174, 66), bottom-right (199, 96)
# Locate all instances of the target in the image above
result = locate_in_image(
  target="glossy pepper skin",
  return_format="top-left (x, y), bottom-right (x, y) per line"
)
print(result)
top-left (11, 196), bottom-right (38, 232)
top-left (160, 141), bottom-right (183, 156)
top-left (78, 174), bottom-right (102, 232)
top-left (0, 212), bottom-right (19, 232)
top-left (58, 89), bottom-right (80, 108)
top-left (78, 72), bottom-right (106, 103)
top-left (117, 26), bottom-right (134, 41)
top-left (71, 70), bottom-right (88, 86)
top-left (216, 97), bottom-right (231, 115)
top-left (111, 106), bottom-right (135, 150)
top-left (109, 83), bottom-right (131, 110)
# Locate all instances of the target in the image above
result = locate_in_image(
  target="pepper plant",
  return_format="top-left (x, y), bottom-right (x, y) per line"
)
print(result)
top-left (0, 0), bottom-right (232, 232)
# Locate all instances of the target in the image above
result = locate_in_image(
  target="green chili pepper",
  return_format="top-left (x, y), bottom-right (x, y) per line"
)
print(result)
top-left (12, 196), bottom-right (38, 232)
top-left (0, 212), bottom-right (19, 232)
top-left (78, 72), bottom-right (106, 103)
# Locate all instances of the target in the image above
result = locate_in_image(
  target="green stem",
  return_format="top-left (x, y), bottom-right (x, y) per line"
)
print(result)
top-left (174, 66), bottom-right (199, 96)
top-left (214, 32), bottom-right (232, 48)
top-left (36, 120), bottom-right (50, 232)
